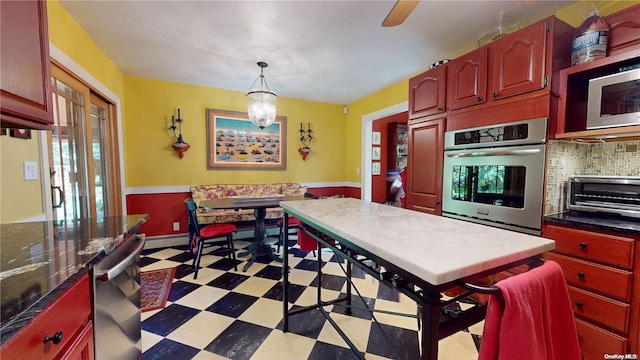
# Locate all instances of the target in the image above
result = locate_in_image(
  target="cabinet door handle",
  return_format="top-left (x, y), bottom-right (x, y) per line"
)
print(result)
top-left (579, 242), bottom-right (587, 249)
top-left (492, 92), bottom-right (498, 98)
top-left (575, 301), bottom-right (583, 307)
top-left (577, 272), bottom-right (585, 279)
top-left (437, 107), bottom-right (443, 112)
top-left (477, 96), bottom-right (484, 102)
top-left (43, 331), bottom-right (63, 345)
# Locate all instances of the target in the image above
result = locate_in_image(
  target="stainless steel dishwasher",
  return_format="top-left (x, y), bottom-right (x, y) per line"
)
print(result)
top-left (93, 234), bottom-right (146, 359)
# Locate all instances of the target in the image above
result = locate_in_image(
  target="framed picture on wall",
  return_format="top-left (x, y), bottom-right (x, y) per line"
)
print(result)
top-left (372, 146), bottom-right (381, 160)
top-left (9, 129), bottom-right (31, 139)
top-left (372, 162), bottom-right (381, 175)
top-left (372, 131), bottom-right (381, 145)
top-left (206, 108), bottom-right (287, 170)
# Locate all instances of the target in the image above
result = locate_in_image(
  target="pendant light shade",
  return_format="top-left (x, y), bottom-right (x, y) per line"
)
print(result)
top-left (247, 62), bottom-right (277, 129)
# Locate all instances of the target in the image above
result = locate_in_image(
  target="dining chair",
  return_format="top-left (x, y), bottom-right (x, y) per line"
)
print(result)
top-left (185, 198), bottom-right (238, 278)
top-left (276, 192), bottom-right (320, 255)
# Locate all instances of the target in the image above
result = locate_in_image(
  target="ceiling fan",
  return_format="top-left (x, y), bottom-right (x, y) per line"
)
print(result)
top-left (382, 0), bottom-right (419, 27)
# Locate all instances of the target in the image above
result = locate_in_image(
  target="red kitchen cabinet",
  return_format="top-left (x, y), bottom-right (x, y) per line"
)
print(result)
top-left (447, 47), bottom-right (488, 111)
top-left (1, 273), bottom-right (94, 360)
top-left (0, 0), bottom-right (54, 129)
top-left (408, 65), bottom-right (446, 119)
top-left (543, 223), bottom-right (639, 359)
top-left (405, 117), bottom-right (444, 215)
top-left (489, 20), bottom-right (549, 101)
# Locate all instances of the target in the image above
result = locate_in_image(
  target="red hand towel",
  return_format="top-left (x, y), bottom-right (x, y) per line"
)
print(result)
top-left (478, 260), bottom-right (580, 360)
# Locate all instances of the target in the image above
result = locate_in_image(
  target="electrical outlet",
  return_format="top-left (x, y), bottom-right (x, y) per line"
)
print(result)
top-left (173, 222), bottom-right (180, 231)
top-left (356, 167), bottom-right (360, 175)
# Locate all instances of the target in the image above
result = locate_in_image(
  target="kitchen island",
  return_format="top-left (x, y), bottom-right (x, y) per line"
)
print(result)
top-left (280, 198), bottom-right (555, 360)
top-left (0, 215), bottom-right (148, 347)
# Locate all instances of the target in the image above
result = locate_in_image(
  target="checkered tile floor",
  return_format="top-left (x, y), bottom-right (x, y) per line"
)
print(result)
top-left (140, 237), bottom-right (484, 360)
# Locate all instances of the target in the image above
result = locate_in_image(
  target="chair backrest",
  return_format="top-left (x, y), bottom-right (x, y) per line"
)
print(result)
top-left (185, 198), bottom-right (200, 236)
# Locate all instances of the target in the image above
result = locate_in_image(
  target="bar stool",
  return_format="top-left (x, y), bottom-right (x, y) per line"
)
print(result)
top-left (185, 198), bottom-right (238, 278)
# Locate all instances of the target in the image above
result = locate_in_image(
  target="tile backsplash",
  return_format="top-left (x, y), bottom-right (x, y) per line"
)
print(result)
top-left (544, 139), bottom-right (640, 215)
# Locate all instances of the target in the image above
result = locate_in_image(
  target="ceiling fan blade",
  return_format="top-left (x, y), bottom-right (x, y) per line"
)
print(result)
top-left (382, 0), bottom-right (419, 27)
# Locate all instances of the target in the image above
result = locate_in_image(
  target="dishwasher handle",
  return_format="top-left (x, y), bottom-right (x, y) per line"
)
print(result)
top-left (96, 234), bottom-right (146, 282)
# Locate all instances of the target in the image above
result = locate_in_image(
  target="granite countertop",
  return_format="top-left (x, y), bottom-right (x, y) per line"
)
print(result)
top-left (544, 211), bottom-right (640, 235)
top-left (280, 198), bottom-right (555, 285)
top-left (0, 214), bottom-right (148, 345)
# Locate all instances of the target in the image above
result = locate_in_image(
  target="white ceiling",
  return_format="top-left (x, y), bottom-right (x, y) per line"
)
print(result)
top-left (59, 0), bottom-right (577, 105)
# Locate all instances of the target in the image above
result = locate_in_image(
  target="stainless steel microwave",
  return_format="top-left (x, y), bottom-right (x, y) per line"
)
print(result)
top-left (587, 66), bottom-right (640, 130)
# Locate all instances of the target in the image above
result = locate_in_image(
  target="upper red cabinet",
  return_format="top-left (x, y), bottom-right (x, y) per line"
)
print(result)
top-left (409, 65), bottom-right (446, 119)
top-left (0, 0), bottom-right (54, 130)
top-left (447, 47), bottom-right (488, 111)
top-left (490, 20), bottom-right (548, 100)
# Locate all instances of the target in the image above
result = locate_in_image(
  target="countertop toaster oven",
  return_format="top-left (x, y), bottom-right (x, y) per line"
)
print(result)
top-left (567, 175), bottom-right (640, 218)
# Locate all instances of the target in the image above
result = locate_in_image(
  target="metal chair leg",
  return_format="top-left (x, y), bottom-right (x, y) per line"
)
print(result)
top-left (193, 239), bottom-right (205, 279)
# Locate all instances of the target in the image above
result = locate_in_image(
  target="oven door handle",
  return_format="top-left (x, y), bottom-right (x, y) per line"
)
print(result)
top-left (446, 148), bottom-right (542, 157)
top-left (95, 234), bottom-right (146, 282)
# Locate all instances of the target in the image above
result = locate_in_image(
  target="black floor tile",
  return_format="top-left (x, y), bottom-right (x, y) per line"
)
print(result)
top-left (167, 251), bottom-right (192, 263)
top-left (141, 304), bottom-right (200, 337)
top-left (205, 292), bottom-right (259, 318)
top-left (140, 256), bottom-right (160, 268)
top-left (254, 264), bottom-right (283, 280)
top-left (295, 258), bottom-right (325, 271)
top-left (207, 257), bottom-right (241, 271)
top-left (366, 322), bottom-right (420, 359)
top-left (376, 281), bottom-right (400, 302)
top-left (310, 273), bottom-right (347, 291)
top-left (263, 281), bottom-right (306, 303)
top-left (331, 294), bottom-right (376, 320)
top-left (275, 305), bottom-right (328, 339)
top-left (308, 341), bottom-right (364, 360)
top-left (167, 280), bottom-right (200, 302)
top-left (204, 320), bottom-right (272, 360)
top-left (143, 338), bottom-right (200, 360)
top-left (173, 263), bottom-right (194, 279)
top-left (206, 272), bottom-right (249, 290)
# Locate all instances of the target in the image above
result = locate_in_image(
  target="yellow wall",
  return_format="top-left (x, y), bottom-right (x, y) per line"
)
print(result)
top-left (0, 133), bottom-right (44, 223)
top-left (123, 76), bottom-right (346, 186)
top-left (46, 0), bottom-right (125, 102)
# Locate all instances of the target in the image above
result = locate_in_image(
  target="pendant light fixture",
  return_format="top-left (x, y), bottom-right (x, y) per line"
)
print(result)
top-left (246, 61), bottom-right (277, 129)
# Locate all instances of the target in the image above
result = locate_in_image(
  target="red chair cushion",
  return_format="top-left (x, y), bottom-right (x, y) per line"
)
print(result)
top-left (200, 223), bottom-right (236, 237)
top-left (277, 217), bottom-right (301, 226)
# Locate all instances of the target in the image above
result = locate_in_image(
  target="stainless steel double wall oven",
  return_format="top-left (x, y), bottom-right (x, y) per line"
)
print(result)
top-left (442, 118), bottom-right (547, 235)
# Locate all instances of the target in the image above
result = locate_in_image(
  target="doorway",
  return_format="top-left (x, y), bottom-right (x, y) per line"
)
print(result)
top-left (361, 101), bottom-right (408, 201)
top-left (48, 63), bottom-right (122, 222)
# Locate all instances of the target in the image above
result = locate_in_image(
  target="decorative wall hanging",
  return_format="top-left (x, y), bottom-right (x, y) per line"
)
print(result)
top-left (206, 108), bottom-right (286, 170)
top-left (9, 129), bottom-right (31, 139)
top-left (372, 131), bottom-right (381, 145)
top-left (298, 122), bottom-right (313, 161)
top-left (168, 108), bottom-right (189, 158)
top-left (372, 162), bottom-right (381, 175)
top-left (372, 146), bottom-right (381, 160)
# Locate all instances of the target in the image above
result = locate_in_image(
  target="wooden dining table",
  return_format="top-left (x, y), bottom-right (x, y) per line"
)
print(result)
top-left (199, 196), bottom-right (305, 272)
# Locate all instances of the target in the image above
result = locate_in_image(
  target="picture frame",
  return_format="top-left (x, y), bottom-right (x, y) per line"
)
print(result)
top-left (372, 131), bottom-right (381, 145)
top-left (9, 129), bottom-right (31, 139)
top-left (372, 162), bottom-right (381, 175)
top-left (372, 146), bottom-right (381, 160)
top-left (206, 109), bottom-right (286, 170)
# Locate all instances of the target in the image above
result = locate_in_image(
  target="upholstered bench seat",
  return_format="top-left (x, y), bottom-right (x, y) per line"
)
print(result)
top-left (190, 183), bottom-right (307, 225)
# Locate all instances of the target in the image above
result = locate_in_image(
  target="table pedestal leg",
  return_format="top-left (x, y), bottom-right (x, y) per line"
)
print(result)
top-left (242, 208), bottom-right (282, 272)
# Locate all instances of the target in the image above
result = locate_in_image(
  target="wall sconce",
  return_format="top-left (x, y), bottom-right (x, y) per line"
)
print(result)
top-left (169, 108), bottom-right (189, 158)
top-left (298, 122), bottom-right (313, 161)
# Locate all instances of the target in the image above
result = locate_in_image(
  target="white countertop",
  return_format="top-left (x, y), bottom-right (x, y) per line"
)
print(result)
top-left (280, 198), bottom-right (555, 286)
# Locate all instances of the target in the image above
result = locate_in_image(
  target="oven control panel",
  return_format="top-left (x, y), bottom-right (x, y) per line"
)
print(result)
top-left (445, 118), bottom-right (547, 150)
